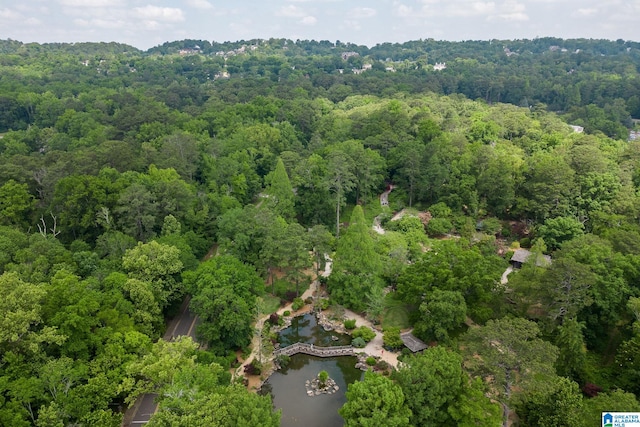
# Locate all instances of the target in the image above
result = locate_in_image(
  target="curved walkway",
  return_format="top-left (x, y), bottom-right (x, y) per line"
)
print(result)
top-left (237, 249), bottom-right (402, 389)
top-left (235, 260), bottom-right (331, 382)
top-left (274, 342), bottom-right (354, 358)
top-left (341, 308), bottom-right (400, 368)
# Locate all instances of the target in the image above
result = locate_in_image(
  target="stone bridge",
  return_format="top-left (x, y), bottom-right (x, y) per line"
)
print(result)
top-left (274, 342), bottom-right (354, 358)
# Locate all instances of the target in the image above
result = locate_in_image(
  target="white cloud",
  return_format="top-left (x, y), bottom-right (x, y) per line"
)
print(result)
top-left (277, 5), bottom-right (307, 17)
top-left (92, 18), bottom-right (126, 28)
top-left (472, 2), bottom-right (496, 14)
top-left (73, 16), bottom-right (124, 28)
top-left (140, 20), bottom-right (161, 30)
top-left (394, 0), bottom-right (497, 19)
top-left (186, 0), bottom-right (213, 10)
top-left (24, 17), bottom-right (42, 25)
top-left (0, 8), bottom-right (20, 20)
top-left (576, 8), bottom-right (597, 16)
top-left (393, 3), bottom-right (415, 18)
top-left (489, 12), bottom-right (528, 21)
top-left (349, 7), bottom-right (377, 18)
top-left (343, 19), bottom-right (361, 30)
top-left (300, 15), bottom-right (317, 25)
top-left (134, 5), bottom-right (185, 22)
top-left (487, 1), bottom-right (528, 21)
top-left (58, 0), bottom-right (125, 6)
top-left (445, 1), bottom-right (496, 17)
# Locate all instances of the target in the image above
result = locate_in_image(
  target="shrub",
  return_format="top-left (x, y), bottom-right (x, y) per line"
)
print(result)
top-left (268, 313), bottom-right (279, 325)
top-left (582, 383), bottom-right (603, 397)
top-left (352, 326), bottom-right (376, 343)
top-left (428, 202), bottom-right (452, 218)
top-left (378, 212), bottom-right (392, 226)
top-left (318, 298), bottom-right (330, 310)
top-left (291, 297), bottom-right (304, 311)
top-left (330, 304), bottom-right (345, 320)
top-left (481, 217), bottom-right (502, 236)
top-left (318, 370), bottom-right (329, 386)
top-left (272, 279), bottom-right (290, 299)
top-left (366, 356), bottom-right (377, 366)
top-left (352, 337), bottom-right (366, 348)
top-left (275, 354), bottom-right (290, 368)
top-left (426, 218), bottom-right (453, 237)
top-left (344, 319), bottom-right (357, 330)
top-left (283, 310), bottom-right (291, 316)
top-left (375, 360), bottom-right (390, 371)
top-left (305, 297), bottom-right (313, 304)
top-left (244, 359), bottom-right (262, 376)
top-left (284, 290), bottom-right (298, 302)
top-left (383, 327), bottom-right (404, 350)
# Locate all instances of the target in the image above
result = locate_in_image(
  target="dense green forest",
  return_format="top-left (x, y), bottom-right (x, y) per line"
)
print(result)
top-left (1, 37), bottom-right (640, 426)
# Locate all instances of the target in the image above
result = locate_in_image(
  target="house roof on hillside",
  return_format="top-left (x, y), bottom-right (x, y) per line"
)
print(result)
top-left (511, 249), bottom-right (551, 266)
top-left (400, 332), bottom-right (428, 352)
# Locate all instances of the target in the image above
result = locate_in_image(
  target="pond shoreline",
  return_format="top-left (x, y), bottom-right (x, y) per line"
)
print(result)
top-left (252, 307), bottom-right (396, 393)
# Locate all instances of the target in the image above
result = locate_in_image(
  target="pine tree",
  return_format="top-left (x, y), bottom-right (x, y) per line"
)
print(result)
top-left (264, 158), bottom-right (295, 221)
top-left (328, 205), bottom-right (383, 311)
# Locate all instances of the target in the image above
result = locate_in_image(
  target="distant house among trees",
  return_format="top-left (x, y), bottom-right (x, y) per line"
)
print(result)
top-left (510, 248), bottom-right (551, 269)
top-left (341, 51), bottom-right (359, 60)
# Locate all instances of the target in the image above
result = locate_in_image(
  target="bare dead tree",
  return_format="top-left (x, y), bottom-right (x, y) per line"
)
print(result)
top-left (37, 213), bottom-right (61, 238)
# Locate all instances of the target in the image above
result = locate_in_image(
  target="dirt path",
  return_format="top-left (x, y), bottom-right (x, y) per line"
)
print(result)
top-left (380, 185), bottom-right (394, 206)
top-left (372, 215), bottom-right (385, 235)
top-left (235, 260), bottom-right (330, 389)
top-left (341, 308), bottom-right (399, 368)
top-left (391, 209), bottom-right (409, 221)
top-left (501, 265), bottom-right (514, 284)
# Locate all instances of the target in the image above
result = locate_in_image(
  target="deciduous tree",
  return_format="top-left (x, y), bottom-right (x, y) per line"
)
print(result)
top-left (339, 371), bottom-right (411, 427)
top-left (461, 317), bottom-right (559, 426)
top-left (392, 346), bottom-right (465, 426)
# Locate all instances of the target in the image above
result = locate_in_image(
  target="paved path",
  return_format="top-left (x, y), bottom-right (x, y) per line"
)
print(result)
top-left (124, 298), bottom-right (199, 426)
top-left (128, 394), bottom-right (157, 425)
top-left (164, 297), bottom-right (199, 341)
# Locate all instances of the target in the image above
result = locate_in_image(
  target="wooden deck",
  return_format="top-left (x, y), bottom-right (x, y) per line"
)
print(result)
top-left (274, 342), bottom-right (354, 358)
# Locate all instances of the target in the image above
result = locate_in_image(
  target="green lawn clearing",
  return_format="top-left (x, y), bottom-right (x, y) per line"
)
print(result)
top-left (260, 294), bottom-right (282, 315)
top-left (382, 293), bottom-right (411, 330)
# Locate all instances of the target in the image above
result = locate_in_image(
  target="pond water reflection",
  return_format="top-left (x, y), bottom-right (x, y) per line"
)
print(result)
top-left (261, 313), bottom-right (363, 427)
top-left (262, 355), bottom-right (363, 427)
top-left (277, 313), bottom-right (352, 347)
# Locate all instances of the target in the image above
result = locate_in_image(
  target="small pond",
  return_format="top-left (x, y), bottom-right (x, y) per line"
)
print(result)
top-left (277, 313), bottom-right (352, 347)
top-left (261, 313), bottom-right (363, 427)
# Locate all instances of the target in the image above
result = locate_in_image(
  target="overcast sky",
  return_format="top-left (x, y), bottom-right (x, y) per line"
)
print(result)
top-left (1, 0), bottom-right (639, 50)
